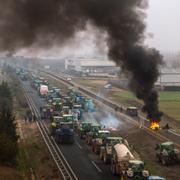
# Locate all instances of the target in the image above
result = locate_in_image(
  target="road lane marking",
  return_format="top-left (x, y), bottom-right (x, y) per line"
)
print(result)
top-left (91, 161), bottom-right (102, 173)
top-left (168, 129), bottom-right (180, 137)
top-left (75, 141), bottom-right (83, 150)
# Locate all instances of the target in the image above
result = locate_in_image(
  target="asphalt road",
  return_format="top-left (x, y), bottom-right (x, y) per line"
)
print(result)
top-left (22, 81), bottom-right (119, 180)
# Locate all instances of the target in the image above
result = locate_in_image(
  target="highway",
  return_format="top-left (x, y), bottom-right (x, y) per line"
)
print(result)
top-left (22, 81), bottom-right (119, 180)
top-left (41, 71), bottom-right (180, 149)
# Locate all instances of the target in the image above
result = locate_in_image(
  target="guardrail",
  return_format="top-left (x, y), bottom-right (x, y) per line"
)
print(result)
top-left (23, 86), bottom-right (78, 180)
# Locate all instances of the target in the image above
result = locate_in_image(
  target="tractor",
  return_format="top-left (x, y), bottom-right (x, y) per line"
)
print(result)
top-left (77, 121), bottom-right (92, 139)
top-left (40, 105), bottom-right (53, 120)
top-left (126, 160), bottom-right (149, 180)
top-left (156, 141), bottom-right (179, 165)
top-left (72, 104), bottom-right (84, 120)
top-left (85, 123), bottom-right (101, 145)
top-left (91, 130), bottom-right (111, 154)
top-left (55, 122), bottom-right (74, 144)
top-left (51, 116), bottom-right (63, 135)
top-left (99, 136), bottom-right (123, 164)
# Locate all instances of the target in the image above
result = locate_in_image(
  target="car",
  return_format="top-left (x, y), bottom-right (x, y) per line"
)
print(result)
top-left (67, 77), bottom-right (72, 81)
top-left (104, 83), bottom-right (112, 89)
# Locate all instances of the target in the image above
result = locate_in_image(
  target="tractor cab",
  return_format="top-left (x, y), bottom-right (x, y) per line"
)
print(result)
top-left (72, 104), bottom-right (83, 120)
top-left (91, 123), bottom-right (101, 133)
top-left (52, 116), bottom-right (63, 126)
top-left (160, 141), bottom-right (174, 152)
top-left (63, 114), bottom-right (74, 122)
top-left (105, 137), bottom-right (123, 146)
top-left (62, 106), bottom-right (70, 114)
top-left (97, 130), bottom-right (110, 139)
top-left (84, 99), bottom-right (96, 112)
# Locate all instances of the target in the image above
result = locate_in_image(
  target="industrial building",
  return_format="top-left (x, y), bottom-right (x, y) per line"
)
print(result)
top-left (65, 58), bottom-right (119, 76)
top-left (156, 68), bottom-right (180, 90)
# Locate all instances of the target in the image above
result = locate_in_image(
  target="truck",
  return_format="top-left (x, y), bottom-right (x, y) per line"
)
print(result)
top-left (99, 137), bottom-right (123, 164)
top-left (39, 84), bottom-right (48, 98)
top-left (126, 107), bottom-right (138, 116)
top-left (156, 141), bottom-right (179, 165)
top-left (91, 130), bottom-right (111, 154)
top-left (110, 143), bottom-right (149, 179)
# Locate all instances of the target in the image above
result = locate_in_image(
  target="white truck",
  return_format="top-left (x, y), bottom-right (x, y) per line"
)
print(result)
top-left (39, 85), bottom-right (48, 97)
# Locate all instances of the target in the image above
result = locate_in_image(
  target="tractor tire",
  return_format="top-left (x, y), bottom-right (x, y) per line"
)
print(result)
top-left (161, 156), bottom-right (168, 166)
top-left (99, 151), bottom-right (103, 160)
top-left (103, 153), bottom-right (107, 164)
top-left (133, 175), bottom-right (141, 180)
top-left (110, 164), bottom-right (116, 175)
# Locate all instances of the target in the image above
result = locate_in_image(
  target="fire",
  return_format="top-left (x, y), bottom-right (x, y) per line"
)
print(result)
top-left (150, 121), bottom-right (160, 130)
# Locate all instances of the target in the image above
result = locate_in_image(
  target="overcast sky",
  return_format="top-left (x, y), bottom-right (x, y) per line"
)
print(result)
top-left (146, 0), bottom-right (180, 52)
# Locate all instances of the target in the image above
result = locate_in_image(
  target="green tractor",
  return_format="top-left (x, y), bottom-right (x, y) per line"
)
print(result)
top-left (156, 141), bottom-right (179, 165)
top-left (85, 123), bottom-right (101, 145)
top-left (78, 121), bottom-right (92, 139)
top-left (126, 160), bottom-right (149, 180)
top-left (51, 116), bottom-right (63, 135)
top-left (100, 136), bottom-right (123, 164)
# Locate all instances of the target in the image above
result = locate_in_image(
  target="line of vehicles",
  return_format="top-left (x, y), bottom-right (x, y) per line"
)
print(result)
top-left (16, 68), bottom-right (180, 180)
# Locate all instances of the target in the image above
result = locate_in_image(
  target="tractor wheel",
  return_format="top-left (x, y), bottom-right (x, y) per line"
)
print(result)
top-left (111, 164), bottom-right (116, 175)
top-left (133, 175), bottom-right (141, 180)
top-left (103, 153), bottom-right (107, 164)
top-left (99, 151), bottom-right (103, 160)
top-left (161, 156), bottom-right (168, 166)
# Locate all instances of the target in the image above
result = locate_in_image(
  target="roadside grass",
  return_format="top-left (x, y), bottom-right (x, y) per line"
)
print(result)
top-left (0, 166), bottom-right (24, 180)
top-left (74, 79), bottom-right (106, 92)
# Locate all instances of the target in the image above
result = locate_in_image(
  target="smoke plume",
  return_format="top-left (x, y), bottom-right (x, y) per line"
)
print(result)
top-left (0, 0), bottom-right (163, 121)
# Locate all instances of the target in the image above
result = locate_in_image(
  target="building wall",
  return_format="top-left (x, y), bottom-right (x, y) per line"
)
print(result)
top-left (65, 59), bottom-right (117, 72)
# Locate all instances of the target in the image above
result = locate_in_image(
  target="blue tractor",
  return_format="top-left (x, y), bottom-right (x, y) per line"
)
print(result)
top-left (84, 99), bottom-right (96, 112)
top-left (55, 122), bottom-right (74, 144)
top-left (55, 115), bottom-right (75, 144)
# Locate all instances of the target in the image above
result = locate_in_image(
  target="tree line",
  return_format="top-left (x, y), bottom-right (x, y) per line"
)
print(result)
top-left (0, 81), bottom-right (18, 165)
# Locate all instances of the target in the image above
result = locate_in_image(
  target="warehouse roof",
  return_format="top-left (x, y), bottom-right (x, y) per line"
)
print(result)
top-left (80, 60), bottom-right (116, 67)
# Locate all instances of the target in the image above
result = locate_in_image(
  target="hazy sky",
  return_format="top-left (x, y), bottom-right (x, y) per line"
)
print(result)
top-left (146, 0), bottom-right (180, 52)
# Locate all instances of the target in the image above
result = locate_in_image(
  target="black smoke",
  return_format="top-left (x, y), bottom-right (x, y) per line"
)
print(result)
top-left (0, 0), bottom-right (163, 121)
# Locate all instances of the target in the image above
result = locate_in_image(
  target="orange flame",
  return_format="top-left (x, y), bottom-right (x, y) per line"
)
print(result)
top-left (150, 121), bottom-right (160, 130)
